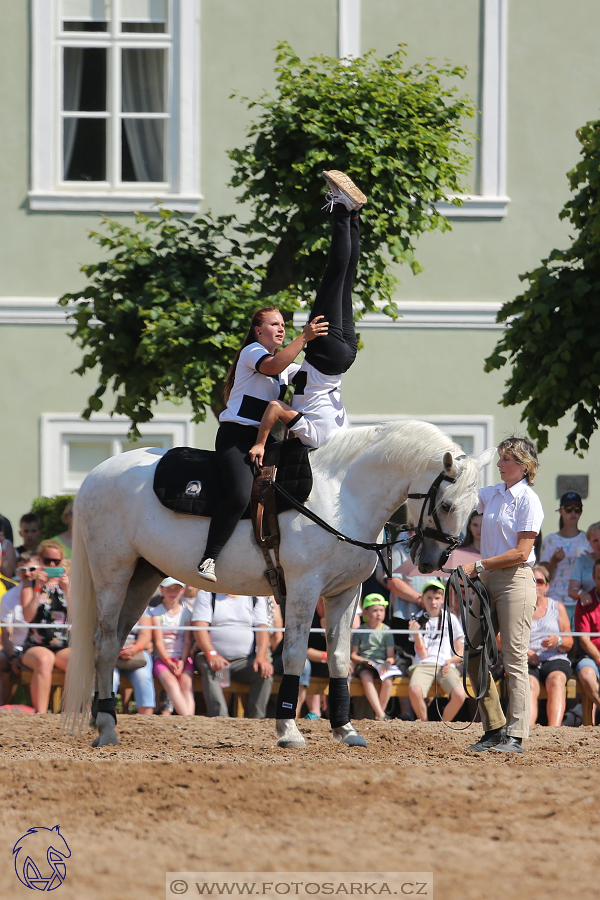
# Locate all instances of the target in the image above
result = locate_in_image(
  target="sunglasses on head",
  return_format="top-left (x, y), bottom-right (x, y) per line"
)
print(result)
top-left (42, 556), bottom-right (62, 566)
top-left (563, 506), bottom-right (582, 514)
top-left (535, 578), bottom-right (547, 585)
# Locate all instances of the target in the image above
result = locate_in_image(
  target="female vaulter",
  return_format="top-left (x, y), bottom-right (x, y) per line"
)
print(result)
top-left (197, 170), bottom-right (366, 582)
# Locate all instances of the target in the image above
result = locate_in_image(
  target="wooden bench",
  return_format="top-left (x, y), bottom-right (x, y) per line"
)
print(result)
top-left (18, 669), bottom-right (588, 722)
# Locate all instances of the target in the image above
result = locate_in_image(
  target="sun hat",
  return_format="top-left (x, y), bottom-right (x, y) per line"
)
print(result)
top-left (160, 577), bottom-right (185, 588)
top-left (362, 593), bottom-right (389, 610)
top-left (421, 578), bottom-right (446, 594)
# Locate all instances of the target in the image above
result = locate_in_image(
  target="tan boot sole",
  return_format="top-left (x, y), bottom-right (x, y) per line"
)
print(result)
top-left (322, 170), bottom-right (367, 207)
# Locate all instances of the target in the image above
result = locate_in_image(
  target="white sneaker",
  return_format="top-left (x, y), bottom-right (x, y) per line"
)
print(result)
top-left (321, 169), bottom-right (367, 211)
top-left (197, 558), bottom-right (217, 582)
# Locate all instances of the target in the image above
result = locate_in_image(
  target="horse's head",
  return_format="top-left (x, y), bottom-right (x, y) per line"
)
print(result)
top-left (407, 447), bottom-right (496, 573)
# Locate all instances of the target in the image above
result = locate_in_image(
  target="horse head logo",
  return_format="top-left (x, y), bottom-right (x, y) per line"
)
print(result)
top-left (185, 480), bottom-right (202, 497)
top-left (13, 825), bottom-right (71, 891)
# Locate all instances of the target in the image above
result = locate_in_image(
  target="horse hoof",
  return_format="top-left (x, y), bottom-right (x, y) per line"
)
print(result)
top-left (276, 735), bottom-right (307, 749)
top-left (275, 719), bottom-right (306, 750)
top-left (332, 724), bottom-right (367, 748)
top-left (91, 711), bottom-right (120, 747)
top-left (340, 731), bottom-right (367, 748)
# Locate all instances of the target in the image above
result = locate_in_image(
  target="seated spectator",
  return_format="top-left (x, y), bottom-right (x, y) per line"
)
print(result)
top-left (192, 592), bottom-right (273, 718)
top-left (14, 513), bottom-right (43, 555)
top-left (0, 513), bottom-right (13, 543)
top-left (574, 558), bottom-right (600, 717)
top-left (113, 614), bottom-right (155, 715)
top-left (151, 578), bottom-right (195, 716)
top-left (0, 552), bottom-right (38, 703)
top-left (20, 542), bottom-right (70, 713)
top-left (350, 593), bottom-right (396, 721)
top-left (528, 565), bottom-right (573, 726)
top-left (568, 522), bottom-right (600, 611)
top-left (50, 500), bottom-right (73, 559)
top-left (0, 516), bottom-right (17, 578)
top-left (0, 543), bottom-right (18, 601)
top-left (540, 492), bottom-right (590, 627)
top-left (408, 579), bottom-right (466, 722)
top-left (446, 510), bottom-right (483, 568)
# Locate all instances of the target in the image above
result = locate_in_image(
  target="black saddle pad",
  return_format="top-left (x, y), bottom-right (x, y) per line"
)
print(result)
top-left (153, 438), bottom-right (313, 519)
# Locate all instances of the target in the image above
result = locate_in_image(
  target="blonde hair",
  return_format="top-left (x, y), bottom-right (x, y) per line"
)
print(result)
top-left (587, 522), bottom-right (600, 540)
top-left (534, 564), bottom-right (550, 583)
top-left (497, 436), bottom-right (539, 485)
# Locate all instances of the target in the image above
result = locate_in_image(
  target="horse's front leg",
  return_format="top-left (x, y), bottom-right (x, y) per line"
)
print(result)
top-left (275, 589), bottom-right (318, 749)
top-left (325, 586), bottom-right (367, 748)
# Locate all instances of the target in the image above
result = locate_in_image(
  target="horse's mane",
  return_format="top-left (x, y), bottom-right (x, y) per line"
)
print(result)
top-left (312, 419), bottom-right (480, 517)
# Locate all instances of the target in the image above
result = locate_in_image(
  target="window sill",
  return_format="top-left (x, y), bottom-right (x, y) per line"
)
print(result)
top-left (433, 195), bottom-right (510, 218)
top-left (28, 191), bottom-right (202, 213)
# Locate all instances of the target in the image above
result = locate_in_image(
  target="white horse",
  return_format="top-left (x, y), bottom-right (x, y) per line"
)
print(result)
top-left (63, 420), bottom-right (493, 748)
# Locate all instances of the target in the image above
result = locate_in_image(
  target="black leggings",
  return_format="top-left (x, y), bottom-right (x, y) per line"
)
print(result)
top-left (203, 422), bottom-right (274, 561)
top-left (304, 207), bottom-right (359, 376)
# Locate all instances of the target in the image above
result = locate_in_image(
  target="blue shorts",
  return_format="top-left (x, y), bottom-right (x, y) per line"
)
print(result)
top-left (576, 657), bottom-right (599, 678)
top-left (113, 650), bottom-right (156, 708)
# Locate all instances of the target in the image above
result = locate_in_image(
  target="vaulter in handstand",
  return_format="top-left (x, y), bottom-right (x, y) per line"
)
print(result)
top-left (249, 169), bottom-right (366, 467)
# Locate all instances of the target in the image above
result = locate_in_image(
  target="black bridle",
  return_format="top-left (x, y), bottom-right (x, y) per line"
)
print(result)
top-left (270, 467), bottom-right (463, 577)
top-left (407, 470), bottom-right (464, 569)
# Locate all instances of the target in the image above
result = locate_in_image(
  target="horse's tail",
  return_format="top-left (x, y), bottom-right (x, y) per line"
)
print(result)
top-left (62, 502), bottom-right (96, 733)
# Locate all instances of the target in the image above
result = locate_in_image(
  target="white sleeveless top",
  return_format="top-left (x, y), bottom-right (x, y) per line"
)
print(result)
top-left (529, 597), bottom-right (563, 663)
top-left (219, 342), bottom-right (298, 427)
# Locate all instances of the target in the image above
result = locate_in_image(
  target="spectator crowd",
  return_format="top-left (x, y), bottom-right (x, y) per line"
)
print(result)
top-left (1, 492), bottom-right (600, 727)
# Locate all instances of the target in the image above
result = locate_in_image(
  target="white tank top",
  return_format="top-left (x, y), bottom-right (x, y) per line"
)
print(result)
top-left (529, 597), bottom-right (563, 663)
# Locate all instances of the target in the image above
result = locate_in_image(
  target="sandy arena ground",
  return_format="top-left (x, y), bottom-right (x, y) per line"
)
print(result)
top-left (0, 713), bottom-right (598, 900)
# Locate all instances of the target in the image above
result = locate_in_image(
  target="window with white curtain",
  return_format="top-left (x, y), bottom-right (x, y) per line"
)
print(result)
top-left (30, 0), bottom-right (200, 211)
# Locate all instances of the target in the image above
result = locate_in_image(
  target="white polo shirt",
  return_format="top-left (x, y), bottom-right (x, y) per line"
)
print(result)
top-left (191, 592), bottom-right (269, 660)
top-left (477, 478), bottom-right (544, 566)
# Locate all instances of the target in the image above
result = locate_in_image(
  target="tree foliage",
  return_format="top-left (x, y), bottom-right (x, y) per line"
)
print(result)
top-left (485, 120), bottom-right (600, 454)
top-left (60, 42), bottom-right (475, 434)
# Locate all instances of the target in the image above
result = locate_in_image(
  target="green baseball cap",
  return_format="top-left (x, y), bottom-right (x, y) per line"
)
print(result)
top-left (421, 579), bottom-right (446, 594)
top-left (362, 593), bottom-right (389, 610)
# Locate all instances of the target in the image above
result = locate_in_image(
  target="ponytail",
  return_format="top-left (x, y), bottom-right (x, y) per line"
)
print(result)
top-left (223, 307), bottom-right (281, 403)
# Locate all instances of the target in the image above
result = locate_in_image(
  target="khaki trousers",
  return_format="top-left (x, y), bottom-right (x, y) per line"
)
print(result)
top-left (466, 564), bottom-right (536, 739)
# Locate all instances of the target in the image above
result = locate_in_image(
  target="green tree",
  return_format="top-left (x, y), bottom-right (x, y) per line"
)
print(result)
top-left (60, 42), bottom-right (475, 435)
top-left (485, 119), bottom-right (600, 454)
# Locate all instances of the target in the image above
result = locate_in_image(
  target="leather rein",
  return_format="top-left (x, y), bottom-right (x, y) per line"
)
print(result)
top-left (269, 466), bottom-right (463, 579)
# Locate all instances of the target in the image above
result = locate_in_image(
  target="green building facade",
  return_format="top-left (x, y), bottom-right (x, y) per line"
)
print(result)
top-left (1, 0), bottom-right (599, 535)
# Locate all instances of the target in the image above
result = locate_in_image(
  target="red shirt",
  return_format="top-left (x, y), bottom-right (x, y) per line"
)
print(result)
top-left (575, 588), bottom-right (600, 652)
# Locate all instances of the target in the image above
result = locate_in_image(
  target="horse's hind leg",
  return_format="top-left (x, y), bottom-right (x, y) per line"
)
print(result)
top-left (325, 586), bottom-right (367, 748)
top-left (92, 559), bottom-right (163, 748)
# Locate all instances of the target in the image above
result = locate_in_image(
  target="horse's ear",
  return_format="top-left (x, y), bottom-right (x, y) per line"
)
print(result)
top-left (475, 447), bottom-right (497, 470)
top-left (443, 451), bottom-right (453, 472)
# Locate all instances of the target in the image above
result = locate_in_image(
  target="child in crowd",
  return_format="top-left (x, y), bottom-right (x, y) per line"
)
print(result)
top-left (14, 513), bottom-right (43, 555)
top-left (151, 577), bottom-right (195, 716)
top-left (350, 593), bottom-right (396, 721)
top-left (0, 551), bottom-right (39, 703)
top-left (408, 579), bottom-right (466, 722)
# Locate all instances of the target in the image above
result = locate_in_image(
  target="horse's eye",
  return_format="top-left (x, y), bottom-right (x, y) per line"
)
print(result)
top-left (441, 502), bottom-right (452, 514)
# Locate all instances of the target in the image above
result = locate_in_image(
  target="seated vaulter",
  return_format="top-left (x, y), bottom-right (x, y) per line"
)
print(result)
top-left (249, 170), bottom-right (366, 467)
top-left (196, 299), bottom-right (328, 583)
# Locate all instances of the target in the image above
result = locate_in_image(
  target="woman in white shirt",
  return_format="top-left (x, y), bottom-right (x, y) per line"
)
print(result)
top-left (461, 436), bottom-right (544, 754)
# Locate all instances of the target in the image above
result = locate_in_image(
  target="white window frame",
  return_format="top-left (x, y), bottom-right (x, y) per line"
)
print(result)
top-left (337, 0), bottom-right (509, 218)
top-left (30, 0), bottom-right (201, 212)
top-left (347, 414), bottom-right (495, 485)
top-left (40, 412), bottom-right (195, 495)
